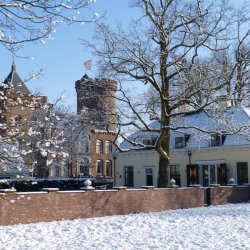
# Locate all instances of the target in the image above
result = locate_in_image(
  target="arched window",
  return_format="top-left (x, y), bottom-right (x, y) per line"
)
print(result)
top-left (79, 157), bottom-right (90, 176)
top-left (105, 141), bottom-right (112, 154)
top-left (96, 160), bottom-right (103, 176)
top-left (106, 160), bottom-right (112, 177)
top-left (96, 140), bottom-right (103, 154)
top-left (78, 134), bottom-right (90, 153)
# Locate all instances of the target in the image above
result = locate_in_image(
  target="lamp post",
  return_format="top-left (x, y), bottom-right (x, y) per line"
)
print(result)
top-left (188, 150), bottom-right (192, 164)
top-left (113, 155), bottom-right (117, 187)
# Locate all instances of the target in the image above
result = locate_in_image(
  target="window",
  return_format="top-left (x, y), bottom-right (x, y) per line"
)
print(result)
top-left (96, 140), bottom-right (103, 154)
top-left (96, 160), bottom-right (103, 176)
top-left (12, 115), bottom-right (22, 126)
top-left (80, 138), bottom-right (89, 153)
top-left (200, 163), bottom-right (226, 187)
top-left (83, 143), bottom-right (89, 153)
top-left (210, 133), bottom-right (226, 146)
top-left (170, 165), bottom-right (181, 186)
top-left (143, 137), bottom-right (157, 146)
top-left (237, 162), bottom-right (248, 185)
top-left (59, 159), bottom-right (69, 177)
top-left (175, 137), bottom-right (184, 148)
top-left (79, 158), bottom-right (89, 176)
top-left (105, 141), bottom-right (112, 154)
top-left (210, 165), bottom-right (216, 184)
top-left (106, 160), bottom-right (112, 177)
top-left (80, 165), bottom-right (89, 177)
top-left (78, 135), bottom-right (89, 153)
top-left (174, 134), bottom-right (189, 149)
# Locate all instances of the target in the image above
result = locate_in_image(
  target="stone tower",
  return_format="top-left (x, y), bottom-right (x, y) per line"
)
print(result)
top-left (75, 74), bottom-right (117, 131)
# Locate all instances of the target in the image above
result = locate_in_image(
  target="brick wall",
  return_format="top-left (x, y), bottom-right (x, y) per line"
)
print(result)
top-left (0, 186), bottom-right (249, 226)
top-left (209, 186), bottom-right (250, 205)
top-left (0, 187), bottom-right (204, 226)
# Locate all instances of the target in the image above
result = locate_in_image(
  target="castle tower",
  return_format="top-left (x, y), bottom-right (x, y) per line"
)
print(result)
top-left (74, 74), bottom-right (117, 179)
top-left (75, 74), bottom-right (117, 131)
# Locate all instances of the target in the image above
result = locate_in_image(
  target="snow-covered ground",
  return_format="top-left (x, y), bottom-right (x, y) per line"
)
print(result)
top-left (0, 203), bottom-right (250, 250)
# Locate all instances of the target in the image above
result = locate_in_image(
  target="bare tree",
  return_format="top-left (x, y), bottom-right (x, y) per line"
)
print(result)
top-left (86, 0), bottom-right (246, 187)
top-left (0, 0), bottom-right (97, 53)
top-left (0, 0), bottom-right (98, 176)
top-left (230, 8), bottom-right (250, 105)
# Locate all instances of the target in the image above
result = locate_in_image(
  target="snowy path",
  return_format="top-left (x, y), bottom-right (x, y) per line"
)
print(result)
top-left (0, 203), bottom-right (250, 250)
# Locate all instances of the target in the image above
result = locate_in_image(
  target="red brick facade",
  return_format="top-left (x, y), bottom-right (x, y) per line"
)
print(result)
top-left (89, 131), bottom-right (116, 177)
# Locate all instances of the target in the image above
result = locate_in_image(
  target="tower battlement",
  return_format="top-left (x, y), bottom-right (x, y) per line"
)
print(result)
top-left (75, 74), bottom-right (117, 131)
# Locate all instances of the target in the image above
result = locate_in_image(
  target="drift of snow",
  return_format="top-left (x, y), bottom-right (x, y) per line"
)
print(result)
top-left (0, 203), bottom-right (249, 250)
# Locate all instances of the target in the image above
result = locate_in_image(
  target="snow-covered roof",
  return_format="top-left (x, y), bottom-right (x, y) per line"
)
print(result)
top-left (119, 106), bottom-right (250, 151)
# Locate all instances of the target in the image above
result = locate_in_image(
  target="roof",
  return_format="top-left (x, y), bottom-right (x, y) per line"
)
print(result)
top-left (119, 106), bottom-right (250, 151)
top-left (2, 63), bottom-right (31, 95)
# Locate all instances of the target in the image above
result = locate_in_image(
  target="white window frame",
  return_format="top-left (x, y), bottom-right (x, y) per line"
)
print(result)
top-left (105, 141), bottom-right (112, 154)
top-left (96, 160), bottom-right (103, 176)
top-left (106, 160), bottom-right (112, 177)
top-left (210, 133), bottom-right (226, 147)
top-left (96, 140), bottom-right (103, 154)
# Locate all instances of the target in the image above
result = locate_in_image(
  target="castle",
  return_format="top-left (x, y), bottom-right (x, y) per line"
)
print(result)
top-left (0, 64), bottom-right (117, 181)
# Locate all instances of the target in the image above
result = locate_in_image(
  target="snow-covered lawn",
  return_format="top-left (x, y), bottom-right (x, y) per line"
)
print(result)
top-left (0, 203), bottom-right (250, 250)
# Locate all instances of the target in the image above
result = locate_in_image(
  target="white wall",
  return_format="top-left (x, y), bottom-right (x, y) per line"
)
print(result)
top-left (115, 145), bottom-right (250, 188)
top-left (115, 151), bottom-right (158, 188)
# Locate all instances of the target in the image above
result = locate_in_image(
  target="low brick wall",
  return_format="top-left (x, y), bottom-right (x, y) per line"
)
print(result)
top-left (209, 186), bottom-right (250, 205)
top-left (1, 186), bottom-right (249, 226)
top-left (0, 187), bottom-right (204, 226)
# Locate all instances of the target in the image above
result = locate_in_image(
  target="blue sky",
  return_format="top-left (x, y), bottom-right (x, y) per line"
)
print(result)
top-left (0, 0), bottom-right (138, 110)
top-left (0, 0), bottom-right (245, 111)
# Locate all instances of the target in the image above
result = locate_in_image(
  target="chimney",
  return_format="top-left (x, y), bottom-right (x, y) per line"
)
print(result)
top-left (216, 95), bottom-right (232, 110)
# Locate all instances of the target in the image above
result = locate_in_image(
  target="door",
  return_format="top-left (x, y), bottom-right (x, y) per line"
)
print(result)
top-left (209, 165), bottom-right (216, 185)
top-left (145, 168), bottom-right (153, 186)
top-left (203, 165), bottom-right (209, 187)
top-left (187, 164), bottom-right (199, 186)
top-left (124, 166), bottom-right (134, 187)
top-left (218, 163), bottom-right (227, 186)
top-left (201, 164), bottom-right (226, 187)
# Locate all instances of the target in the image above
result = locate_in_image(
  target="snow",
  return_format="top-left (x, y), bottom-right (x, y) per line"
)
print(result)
top-left (0, 203), bottom-right (250, 249)
top-left (119, 106), bottom-right (250, 151)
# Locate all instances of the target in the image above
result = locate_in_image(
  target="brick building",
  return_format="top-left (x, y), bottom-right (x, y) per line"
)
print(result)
top-left (0, 63), bottom-right (47, 177)
top-left (74, 74), bottom-right (117, 180)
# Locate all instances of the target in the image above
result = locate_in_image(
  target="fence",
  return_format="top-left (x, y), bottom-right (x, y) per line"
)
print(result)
top-left (0, 185), bottom-right (249, 226)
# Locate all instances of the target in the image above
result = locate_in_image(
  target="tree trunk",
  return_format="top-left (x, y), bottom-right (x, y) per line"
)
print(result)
top-left (157, 127), bottom-right (170, 188)
top-left (157, 156), bottom-right (169, 187)
top-left (33, 150), bottom-right (48, 178)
